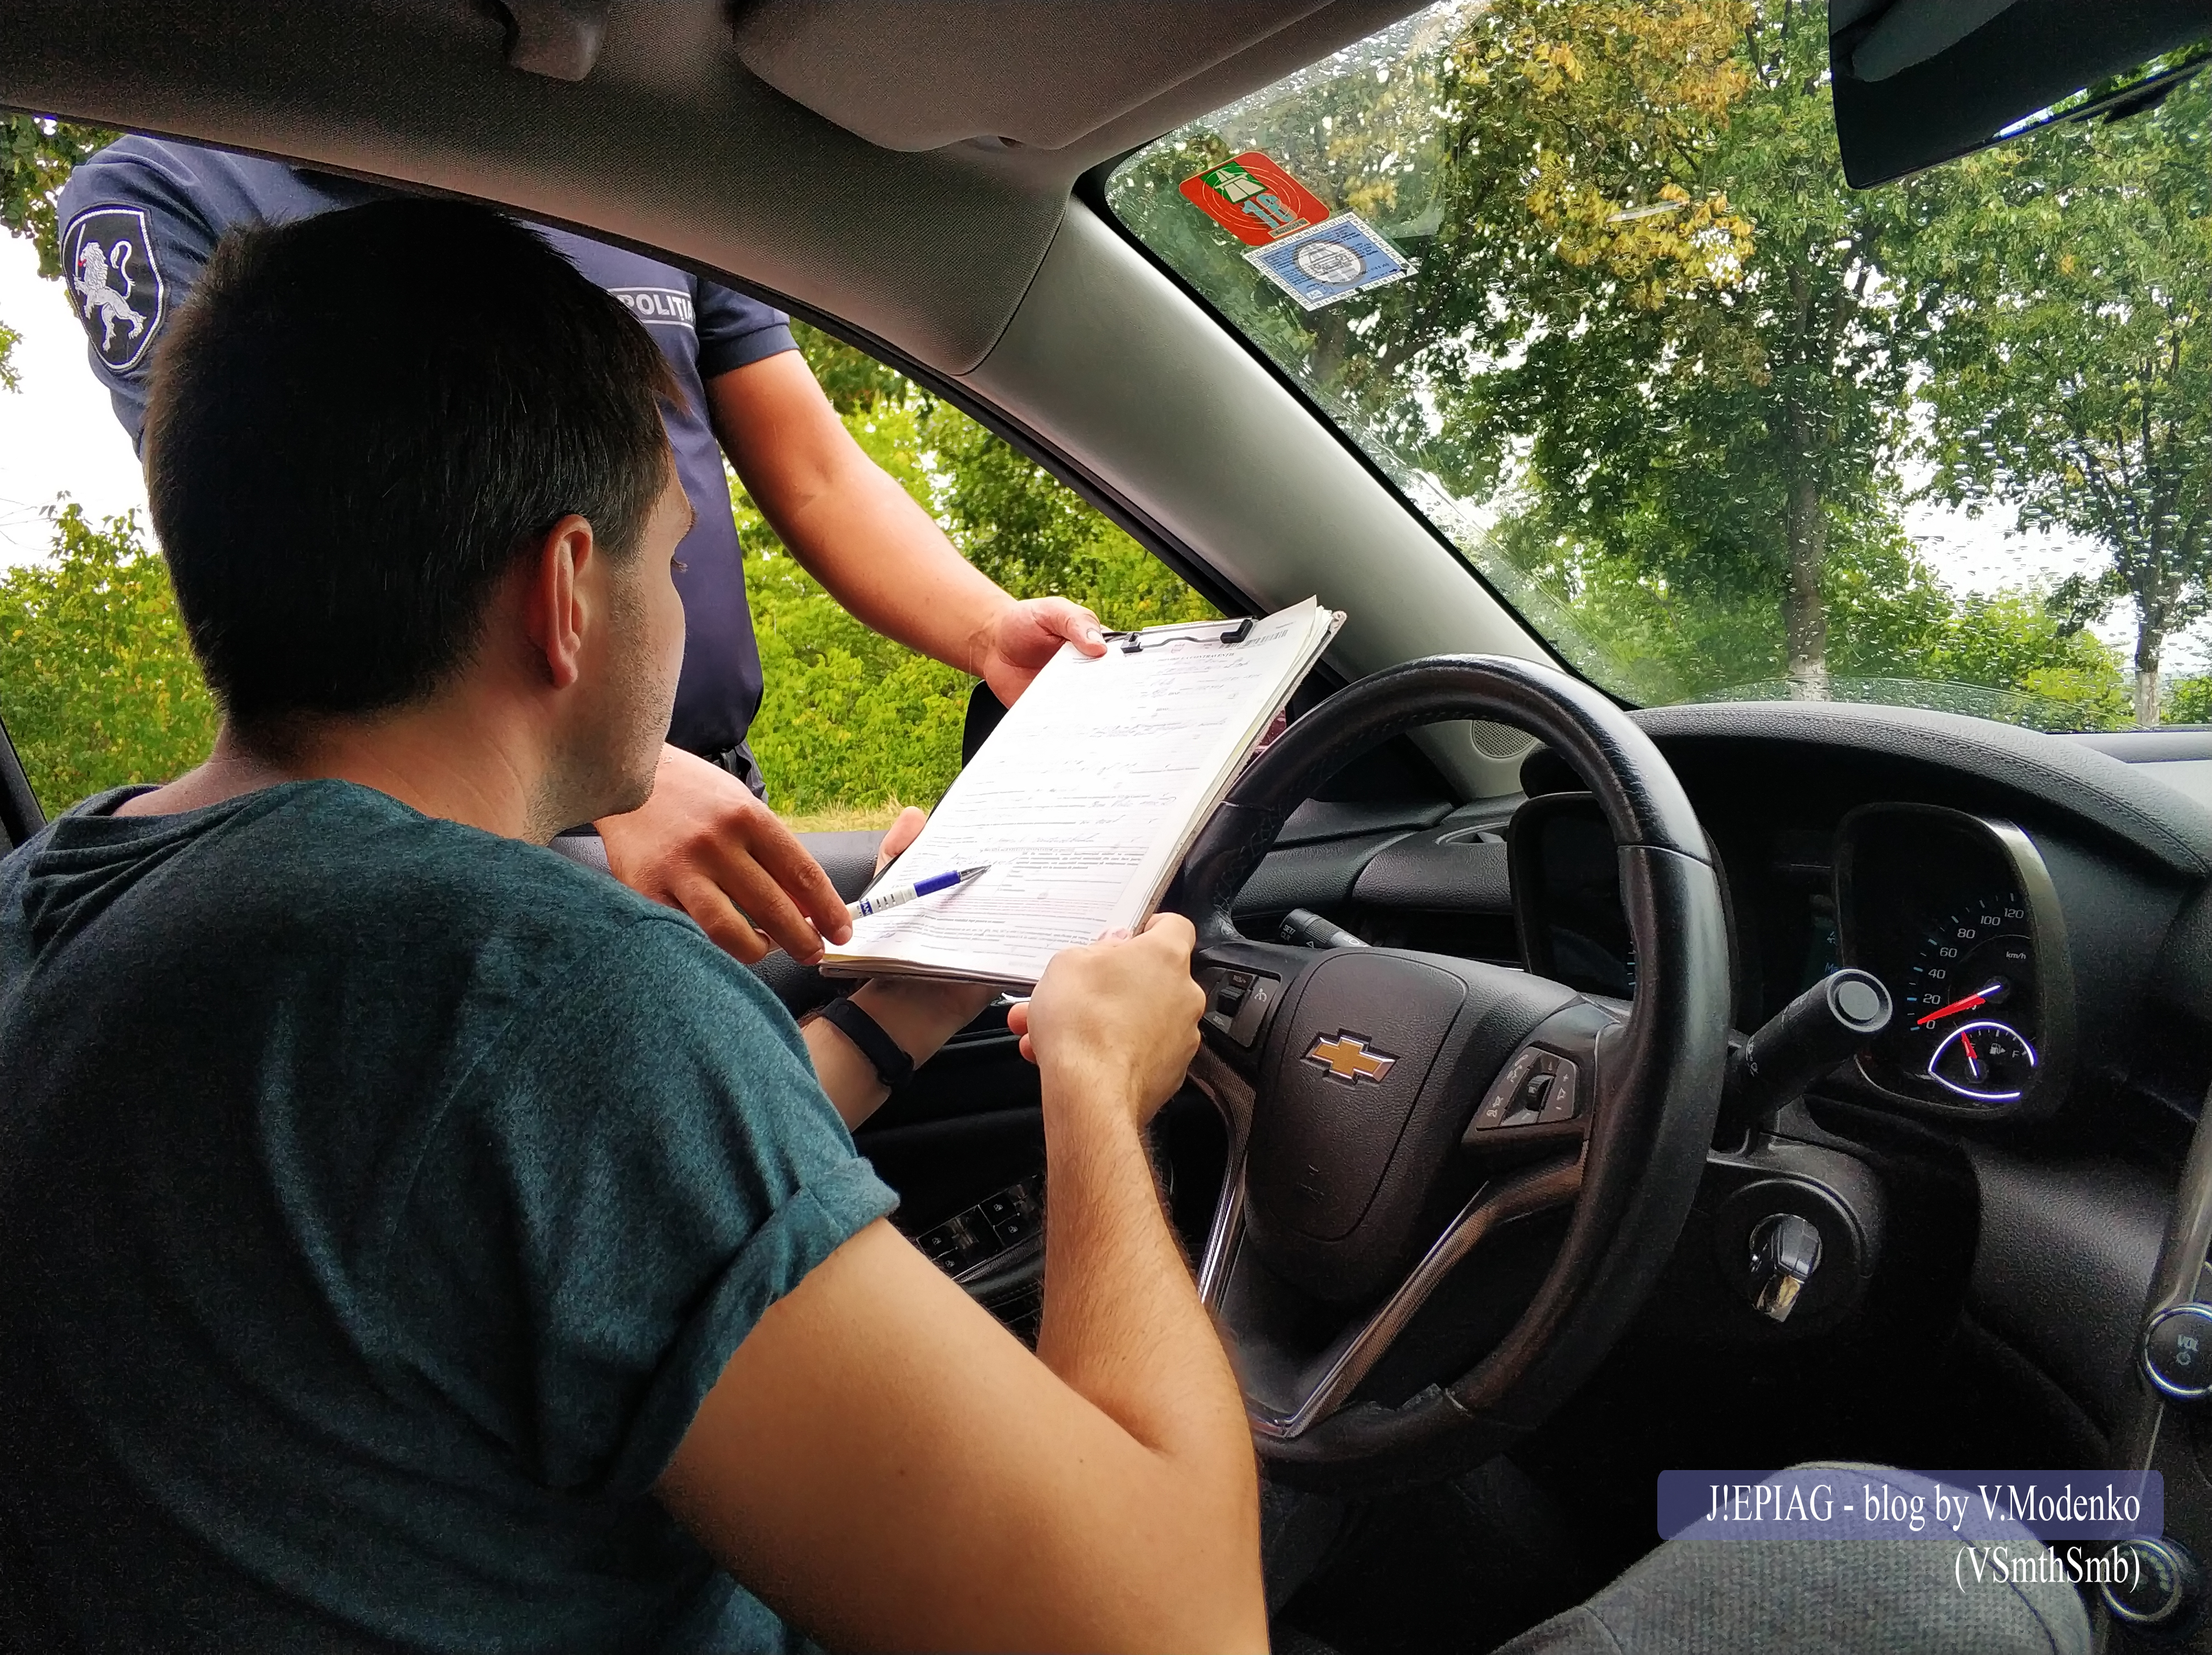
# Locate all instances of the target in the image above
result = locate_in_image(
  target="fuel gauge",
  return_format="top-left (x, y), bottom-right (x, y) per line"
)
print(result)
top-left (1927, 1020), bottom-right (2038, 1103)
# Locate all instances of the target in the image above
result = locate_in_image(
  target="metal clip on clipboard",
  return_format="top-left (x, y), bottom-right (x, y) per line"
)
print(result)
top-left (1103, 615), bottom-right (1258, 653)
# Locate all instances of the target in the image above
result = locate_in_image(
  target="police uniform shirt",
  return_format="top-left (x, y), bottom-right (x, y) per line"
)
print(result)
top-left (55, 137), bottom-right (794, 773)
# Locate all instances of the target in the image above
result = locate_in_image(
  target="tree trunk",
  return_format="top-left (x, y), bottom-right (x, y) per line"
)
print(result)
top-left (1785, 471), bottom-right (1829, 699)
top-left (2136, 621), bottom-right (2165, 729)
top-left (1307, 308), bottom-right (1351, 395)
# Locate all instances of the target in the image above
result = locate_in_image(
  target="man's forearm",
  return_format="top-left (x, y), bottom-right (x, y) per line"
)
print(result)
top-left (712, 357), bottom-right (1010, 676)
top-left (771, 461), bottom-right (1011, 676)
top-left (802, 980), bottom-right (992, 1129)
top-left (1034, 1063), bottom-right (1255, 1487)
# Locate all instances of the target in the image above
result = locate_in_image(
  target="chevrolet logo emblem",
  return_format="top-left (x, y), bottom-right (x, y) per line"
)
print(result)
top-left (1302, 1032), bottom-right (1397, 1085)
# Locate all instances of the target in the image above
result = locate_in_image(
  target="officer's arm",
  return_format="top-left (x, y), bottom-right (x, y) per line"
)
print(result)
top-left (55, 142), bottom-right (226, 453)
top-left (708, 353), bottom-right (1108, 705)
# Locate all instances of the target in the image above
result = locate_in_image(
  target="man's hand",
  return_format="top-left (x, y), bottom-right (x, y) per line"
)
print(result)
top-left (1007, 914), bottom-right (1205, 1127)
top-left (972, 596), bottom-right (1108, 706)
top-left (872, 804), bottom-right (925, 880)
top-left (596, 744), bottom-right (851, 964)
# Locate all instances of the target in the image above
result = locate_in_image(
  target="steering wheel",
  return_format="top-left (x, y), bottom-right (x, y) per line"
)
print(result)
top-left (1170, 655), bottom-right (1730, 1494)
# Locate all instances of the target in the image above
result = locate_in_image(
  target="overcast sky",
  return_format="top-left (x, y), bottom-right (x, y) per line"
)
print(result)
top-left (0, 233), bottom-right (151, 562)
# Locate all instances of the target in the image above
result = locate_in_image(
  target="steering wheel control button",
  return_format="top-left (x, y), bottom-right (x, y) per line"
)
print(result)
top-left (1471, 1049), bottom-right (1579, 1133)
top-left (1200, 968), bottom-right (1279, 1048)
top-left (1470, 1048), bottom-right (1539, 1132)
top-left (2144, 1304), bottom-right (2212, 1401)
top-left (1206, 970), bottom-right (1252, 1025)
top-left (1536, 1062), bottom-right (1579, 1123)
top-left (2102, 1534), bottom-right (2203, 1633)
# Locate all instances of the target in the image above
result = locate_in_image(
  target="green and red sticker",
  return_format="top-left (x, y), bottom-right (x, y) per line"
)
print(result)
top-left (1180, 151), bottom-right (1331, 246)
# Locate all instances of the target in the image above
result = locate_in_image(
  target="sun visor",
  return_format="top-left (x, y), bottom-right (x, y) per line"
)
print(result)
top-left (726, 0), bottom-right (1335, 152)
top-left (1831, 0), bottom-right (2212, 187)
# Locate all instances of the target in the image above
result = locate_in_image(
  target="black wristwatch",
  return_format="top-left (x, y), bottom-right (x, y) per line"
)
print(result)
top-left (808, 995), bottom-right (916, 1092)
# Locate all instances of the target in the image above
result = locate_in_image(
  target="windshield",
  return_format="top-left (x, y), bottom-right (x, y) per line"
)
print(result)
top-left (1107, 3), bottom-right (2212, 731)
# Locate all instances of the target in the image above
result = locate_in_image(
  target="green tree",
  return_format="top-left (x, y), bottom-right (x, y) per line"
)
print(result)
top-left (2168, 674), bottom-right (2212, 724)
top-left (1493, 485), bottom-right (2127, 722)
top-left (1911, 70), bottom-right (2212, 727)
top-left (0, 503), bottom-right (218, 810)
top-left (1105, 1), bottom-right (2145, 725)
top-left (788, 318), bottom-right (911, 416)
top-left (1107, 2), bottom-right (1946, 703)
top-left (1426, 0), bottom-right (1928, 699)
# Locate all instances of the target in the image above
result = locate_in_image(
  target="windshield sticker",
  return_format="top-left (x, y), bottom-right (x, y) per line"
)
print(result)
top-left (1245, 213), bottom-right (1408, 311)
top-left (1180, 152), bottom-right (1331, 246)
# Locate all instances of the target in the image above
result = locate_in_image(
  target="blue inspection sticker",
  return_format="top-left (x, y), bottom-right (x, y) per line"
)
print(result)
top-left (1244, 212), bottom-right (1409, 311)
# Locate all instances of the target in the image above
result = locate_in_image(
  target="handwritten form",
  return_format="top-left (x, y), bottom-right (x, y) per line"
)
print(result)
top-left (820, 599), bottom-right (1337, 987)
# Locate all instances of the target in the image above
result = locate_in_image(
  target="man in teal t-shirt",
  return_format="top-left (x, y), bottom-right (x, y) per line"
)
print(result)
top-left (2, 780), bottom-right (885, 1648)
top-left (0, 198), bottom-right (1263, 1652)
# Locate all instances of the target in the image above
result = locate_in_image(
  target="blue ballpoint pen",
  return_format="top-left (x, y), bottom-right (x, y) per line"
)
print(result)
top-left (854, 864), bottom-right (992, 918)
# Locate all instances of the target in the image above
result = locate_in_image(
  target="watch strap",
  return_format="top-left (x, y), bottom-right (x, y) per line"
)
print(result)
top-left (815, 995), bottom-right (915, 1092)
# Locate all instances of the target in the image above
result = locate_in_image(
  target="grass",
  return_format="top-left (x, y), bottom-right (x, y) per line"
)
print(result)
top-left (776, 800), bottom-right (911, 835)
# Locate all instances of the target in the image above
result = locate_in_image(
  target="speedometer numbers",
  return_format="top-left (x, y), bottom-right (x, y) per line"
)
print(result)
top-left (1903, 890), bottom-right (2039, 1103)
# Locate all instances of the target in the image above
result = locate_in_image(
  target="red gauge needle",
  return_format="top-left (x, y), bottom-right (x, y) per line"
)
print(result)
top-left (1961, 1031), bottom-right (1983, 1079)
top-left (1915, 979), bottom-right (2006, 1027)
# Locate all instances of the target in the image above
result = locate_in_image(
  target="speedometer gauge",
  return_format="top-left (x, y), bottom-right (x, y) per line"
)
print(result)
top-left (1904, 890), bottom-right (2032, 1024)
top-left (1903, 888), bottom-right (2037, 1104)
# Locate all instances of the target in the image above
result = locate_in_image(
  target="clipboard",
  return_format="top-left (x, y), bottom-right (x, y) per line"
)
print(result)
top-left (819, 598), bottom-right (1344, 988)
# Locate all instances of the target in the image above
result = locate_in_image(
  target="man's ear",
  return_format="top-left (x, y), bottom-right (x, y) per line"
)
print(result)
top-left (520, 514), bottom-right (597, 690)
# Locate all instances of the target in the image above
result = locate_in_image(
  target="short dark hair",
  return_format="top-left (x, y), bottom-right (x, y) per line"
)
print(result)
top-left (143, 198), bottom-right (679, 733)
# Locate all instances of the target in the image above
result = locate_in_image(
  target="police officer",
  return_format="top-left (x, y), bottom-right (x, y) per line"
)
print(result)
top-left (55, 136), bottom-right (1107, 964)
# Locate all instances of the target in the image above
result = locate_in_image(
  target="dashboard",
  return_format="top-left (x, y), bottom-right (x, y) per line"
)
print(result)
top-left (1239, 702), bottom-right (2212, 1137)
top-left (1212, 702), bottom-right (2212, 1600)
top-left (842, 698), bottom-right (2212, 1641)
top-left (1509, 792), bottom-right (2075, 1120)
top-left (841, 697), bottom-right (2212, 1644)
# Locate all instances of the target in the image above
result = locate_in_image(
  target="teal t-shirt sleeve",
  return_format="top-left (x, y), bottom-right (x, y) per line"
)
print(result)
top-left (381, 914), bottom-right (898, 1500)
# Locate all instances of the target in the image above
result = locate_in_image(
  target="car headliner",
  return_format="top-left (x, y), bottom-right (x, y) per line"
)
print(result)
top-left (5, 2), bottom-right (1431, 385)
top-left (0, 0), bottom-right (1584, 797)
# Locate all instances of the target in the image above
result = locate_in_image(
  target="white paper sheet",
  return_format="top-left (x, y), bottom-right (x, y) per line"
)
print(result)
top-left (820, 599), bottom-right (1335, 987)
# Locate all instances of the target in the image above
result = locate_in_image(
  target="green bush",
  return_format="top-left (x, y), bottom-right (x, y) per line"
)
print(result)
top-left (0, 504), bottom-right (217, 811)
top-left (2168, 676), bottom-right (2212, 725)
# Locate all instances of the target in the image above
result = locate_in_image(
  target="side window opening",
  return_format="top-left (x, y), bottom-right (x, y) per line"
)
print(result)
top-left (0, 116), bottom-right (1214, 828)
top-left (735, 322), bottom-right (1215, 831)
top-left (0, 322), bottom-right (1215, 828)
